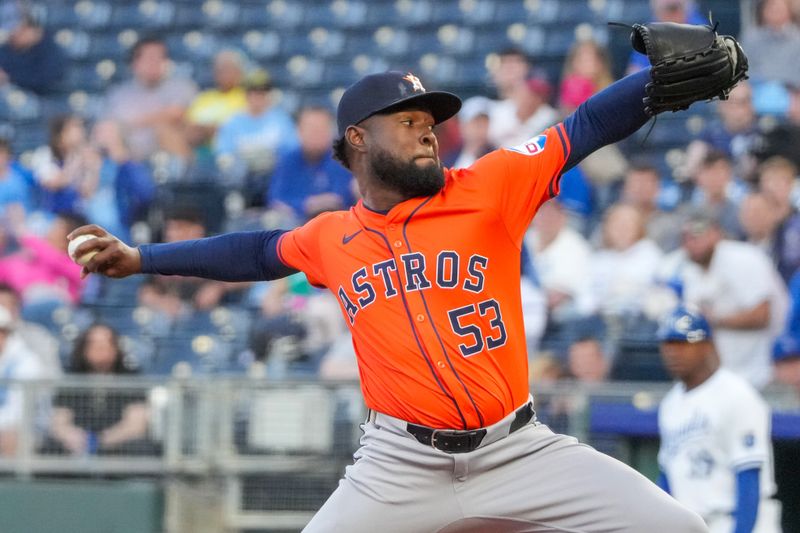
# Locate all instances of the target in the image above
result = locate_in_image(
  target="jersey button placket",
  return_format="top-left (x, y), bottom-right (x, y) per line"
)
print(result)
top-left (393, 240), bottom-right (402, 248)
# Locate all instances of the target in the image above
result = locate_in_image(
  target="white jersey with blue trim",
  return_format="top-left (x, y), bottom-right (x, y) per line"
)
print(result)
top-left (658, 368), bottom-right (777, 521)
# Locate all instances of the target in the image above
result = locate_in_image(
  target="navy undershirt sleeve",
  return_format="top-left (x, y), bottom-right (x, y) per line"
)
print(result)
top-left (733, 467), bottom-right (760, 533)
top-left (561, 68), bottom-right (651, 172)
top-left (656, 470), bottom-right (671, 494)
top-left (138, 230), bottom-right (299, 282)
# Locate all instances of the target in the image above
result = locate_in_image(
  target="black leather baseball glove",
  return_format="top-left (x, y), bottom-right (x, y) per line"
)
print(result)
top-left (631, 22), bottom-right (748, 116)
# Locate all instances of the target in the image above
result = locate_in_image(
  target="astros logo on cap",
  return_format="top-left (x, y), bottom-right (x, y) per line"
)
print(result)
top-left (403, 73), bottom-right (425, 92)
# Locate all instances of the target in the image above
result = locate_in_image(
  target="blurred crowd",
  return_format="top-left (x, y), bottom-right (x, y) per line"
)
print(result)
top-left (0, 0), bottom-right (798, 461)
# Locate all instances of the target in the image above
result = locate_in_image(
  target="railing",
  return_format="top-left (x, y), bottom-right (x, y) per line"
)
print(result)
top-left (0, 377), bottom-right (798, 532)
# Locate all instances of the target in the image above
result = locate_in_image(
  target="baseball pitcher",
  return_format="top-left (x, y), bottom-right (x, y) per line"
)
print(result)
top-left (69, 22), bottom-right (746, 533)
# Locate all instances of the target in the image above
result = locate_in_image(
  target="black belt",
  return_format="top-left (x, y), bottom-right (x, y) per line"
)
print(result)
top-left (406, 402), bottom-right (535, 454)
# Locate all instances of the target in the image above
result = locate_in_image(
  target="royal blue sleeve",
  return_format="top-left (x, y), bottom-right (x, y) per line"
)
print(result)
top-left (733, 467), bottom-right (760, 533)
top-left (656, 470), bottom-right (671, 494)
top-left (561, 69), bottom-right (651, 173)
top-left (138, 230), bottom-right (298, 282)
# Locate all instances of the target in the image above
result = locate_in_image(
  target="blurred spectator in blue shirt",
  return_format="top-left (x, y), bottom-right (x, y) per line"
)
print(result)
top-left (0, 137), bottom-right (32, 218)
top-left (683, 82), bottom-right (761, 181)
top-left (757, 156), bottom-right (800, 282)
top-left (29, 115), bottom-right (101, 216)
top-left (29, 116), bottom-right (154, 242)
top-left (0, 7), bottom-right (64, 95)
top-left (215, 70), bottom-right (298, 197)
top-left (267, 105), bottom-right (353, 222)
top-left (89, 120), bottom-right (155, 242)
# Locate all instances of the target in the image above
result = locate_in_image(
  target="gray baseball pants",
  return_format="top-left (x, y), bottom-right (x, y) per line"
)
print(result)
top-left (303, 401), bottom-right (708, 533)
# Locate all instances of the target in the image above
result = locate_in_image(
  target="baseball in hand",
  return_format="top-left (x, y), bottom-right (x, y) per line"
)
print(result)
top-left (68, 234), bottom-right (99, 266)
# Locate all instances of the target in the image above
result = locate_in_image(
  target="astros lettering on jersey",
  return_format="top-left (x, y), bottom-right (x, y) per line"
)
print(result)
top-left (278, 124), bottom-right (571, 430)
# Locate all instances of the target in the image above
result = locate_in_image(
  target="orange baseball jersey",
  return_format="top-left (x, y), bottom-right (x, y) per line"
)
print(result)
top-left (278, 124), bottom-right (571, 429)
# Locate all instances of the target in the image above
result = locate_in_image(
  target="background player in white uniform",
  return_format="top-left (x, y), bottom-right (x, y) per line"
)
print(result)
top-left (657, 306), bottom-right (781, 533)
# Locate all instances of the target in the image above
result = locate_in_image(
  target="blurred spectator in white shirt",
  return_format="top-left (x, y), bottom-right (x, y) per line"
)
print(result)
top-left (488, 74), bottom-right (559, 149)
top-left (526, 200), bottom-right (595, 322)
top-left (0, 283), bottom-right (59, 380)
top-left (742, 0), bottom-right (800, 87)
top-left (446, 96), bottom-right (494, 169)
top-left (590, 204), bottom-right (663, 318)
top-left (103, 36), bottom-right (197, 163)
top-left (0, 306), bottom-right (44, 456)
top-left (657, 211), bottom-right (789, 388)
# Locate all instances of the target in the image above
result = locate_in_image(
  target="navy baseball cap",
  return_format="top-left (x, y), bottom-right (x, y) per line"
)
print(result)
top-left (657, 305), bottom-right (712, 343)
top-left (336, 71), bottom-right (462, 138)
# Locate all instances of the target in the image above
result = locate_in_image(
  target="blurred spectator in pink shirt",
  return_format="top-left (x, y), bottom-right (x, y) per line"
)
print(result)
top-left (0, 212), bottom-right (85, 305)
top-left (559, 39), bottom-right (614, 115)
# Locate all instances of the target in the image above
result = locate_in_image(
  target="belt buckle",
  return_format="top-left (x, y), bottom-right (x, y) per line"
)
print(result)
top-left (430, 429), bottom-right (443, 450)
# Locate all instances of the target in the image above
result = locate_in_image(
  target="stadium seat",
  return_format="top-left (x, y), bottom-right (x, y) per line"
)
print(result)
top-left (110, 1), bottom-right (176, 30)
top-left (429, 0), bottom-right (465, 25)
top-left (64, 60), bottom-right (121, 93)
top-left (54, 29), bottom-right (92, 60)
top-left (151, 334), bottom-right (233, 375)
top-left (603, 0), bottom-right (652, 23)
top-left (504, 23), bottom-right (546, 56)
top-left (86, 29), bottom-right (138, 62)
top-left (285, 55), bottom-right (326, 89)
top-left (8, 121), bottom-right (47, 152)
top-left (198, 0), bottom-right (240, 30)
top-left (609, 340), bottom-right (671, 381)
top-left (307, 28), bottom-right (347, 59)
top-left (89, 305), bottom-right (171, 339)
top-left (436, 25), bottom-right (476, 57)
top-left (259, 0), bottom-right (306, 30)
top-left (44, 1), bottom-right (113, 30)
top-left (391, 0), bottom-right (435, 27)
top-left (458, 0), bottom-right (497, 26)
top-left (302, 0), bottom-right (368, 29)
top-left (323, 62), bottom-right (358, 88)
top-left (526, 0), bottom-right (598, 25)
top-left (348, 54), bottom-right (390, 79)
top-left (120, 334), bottom-right (157, 372)
top-left (166, 31), bottom-right (219, 63)
top-left (240, 30), bottom-right (282, 62)
top-left (416, 53), bottom-right (459, 87)
top-left (372, 26), bottom-right (412, 58)
top-left (96, 276), bottom-right (145, 306)
top-left (65, 90), bottom-right (106, 117)
top-left (492, 0), bottom-right (527, 25)
top-left (0, 89), bottom-right (41, 122)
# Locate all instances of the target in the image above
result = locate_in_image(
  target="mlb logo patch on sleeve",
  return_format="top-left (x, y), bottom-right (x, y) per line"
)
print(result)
top-left (509, 134), bottom-right (547, 156)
